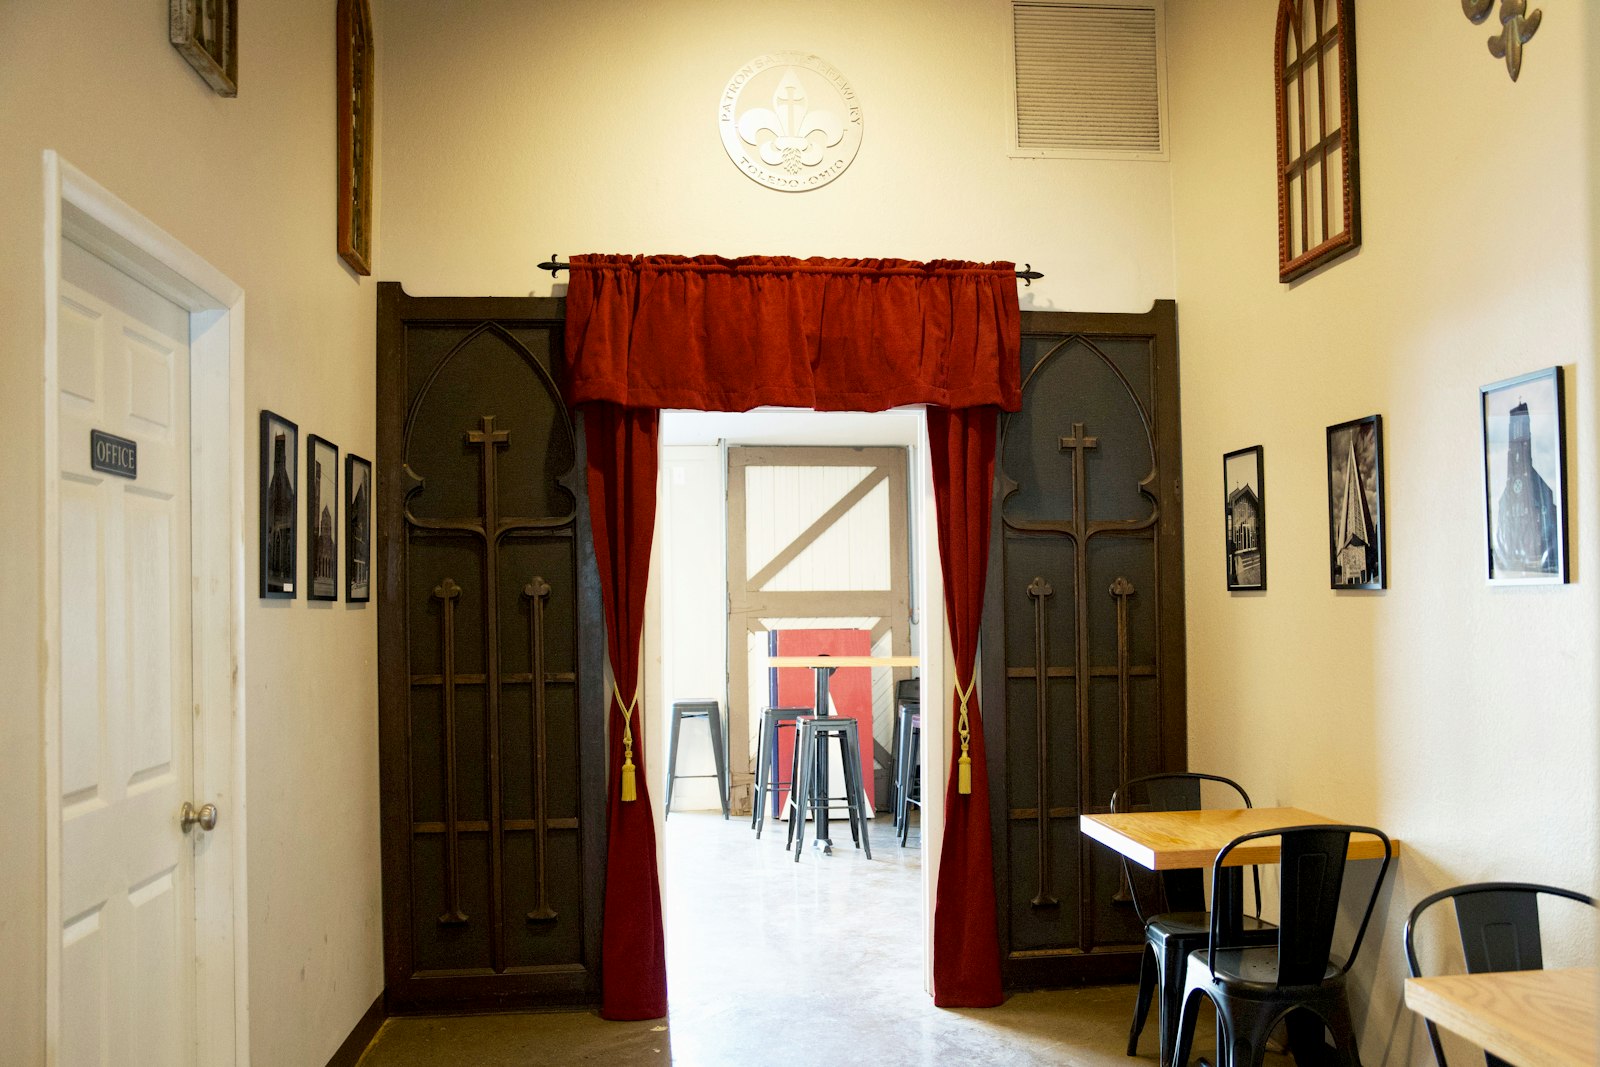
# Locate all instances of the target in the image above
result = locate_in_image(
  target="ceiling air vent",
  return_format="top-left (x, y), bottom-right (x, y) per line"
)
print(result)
top-left (1011, 1), bottom-right (1167, 159)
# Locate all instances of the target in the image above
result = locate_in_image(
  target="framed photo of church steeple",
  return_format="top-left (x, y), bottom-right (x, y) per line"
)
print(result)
top-left (1326, 414), bottom-right (1385, 590)
top-left (1481, 367), bottom-right (1568, 585)
top-left (260, 410), bottom-right (299, 598)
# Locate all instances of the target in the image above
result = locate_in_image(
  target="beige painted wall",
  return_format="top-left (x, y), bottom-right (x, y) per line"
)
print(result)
top-left (374, 0), bottom-right (1176, 312)
top-left (1168, 3), bottom-right (1597, 1064)
top-left (0, 2), bottom-right (381, 1064)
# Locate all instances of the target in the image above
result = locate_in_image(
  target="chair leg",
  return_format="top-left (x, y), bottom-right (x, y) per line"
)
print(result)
top-left (1284, 1007), bottom-right (1329, 1067)
top-left (664, 708), bottom-right (682, 818)
top-left (1321, 997), bottom-right (1362, 1067)
top-left (1158, 939), bottom-right (1195, 1067)
top-left (1172, 987), bottom-right (1207, 1067)
top-left (1126, 943), bottom-right (1157, 1056)
top-left (785, 726), bottom-right (805, 851)
top-left (791, 728), bottom-right (814, 862)
top-left (844, 732), bottom-right (871, 860)
top-left (706, 705), bottom-right (730, 819)
top-left (750, 713), bottom-right (766, 831)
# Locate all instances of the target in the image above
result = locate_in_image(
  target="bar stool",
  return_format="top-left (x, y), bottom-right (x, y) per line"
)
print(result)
top-left (889, 679), bottom-right (919, 830)
top-left (751, 706), bottom-right (807, 838)
top-left (785, 716), bottom-right (873, 861)
top-left (896, 710), bottom-right (921, 846)
top-left (664, 699), bottom-right (729, 819)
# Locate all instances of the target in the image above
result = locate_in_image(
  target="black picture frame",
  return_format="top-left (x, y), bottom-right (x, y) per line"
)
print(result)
top-left (307, 435), bottom-right (340, 602)
top-left (1481, 366), bottom-right (1568, 584)
top-left (1326, 414), bottom-right (1385, 590)
top-left (1223, 445), bottom-right (1266, 591)
top-left (346, 453), bottom-right (372, 602)
top-left (260, 410), bottom-right (298, 598)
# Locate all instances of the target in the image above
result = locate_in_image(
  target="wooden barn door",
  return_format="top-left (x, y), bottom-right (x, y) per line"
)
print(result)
top-left (376, 285), bottom-right (605, 1011)
top-left (981, 303), bottom-right (1186, 988)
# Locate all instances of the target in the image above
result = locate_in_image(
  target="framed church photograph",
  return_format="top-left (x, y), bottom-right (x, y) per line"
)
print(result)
top-left (259, 410), bottom-right (298, 598)
top-left (307, 435), bottom-right (340, 602)
top-left (1326, 414), bottom-right (1385, 590)
top-left (1223, 446), bottom-right (1266, 590)
top-left (345, 453), bottom-right (372, 602)
top-left (1481, 366), bottom-right (1568, 584)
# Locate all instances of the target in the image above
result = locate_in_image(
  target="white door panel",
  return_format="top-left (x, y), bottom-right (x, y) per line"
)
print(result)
top-left (58, 238), bottom-right (196, 1067)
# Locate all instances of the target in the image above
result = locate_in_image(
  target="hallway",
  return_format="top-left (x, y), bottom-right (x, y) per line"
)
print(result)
top-left (356, 812), bottom-right (1236, 1066)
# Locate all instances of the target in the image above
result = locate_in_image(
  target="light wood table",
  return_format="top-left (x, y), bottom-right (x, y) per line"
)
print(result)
top-left (1404, 967), bottom-right (1597, 1067)
top-left (1080, 806), bottom-right (1397, 871)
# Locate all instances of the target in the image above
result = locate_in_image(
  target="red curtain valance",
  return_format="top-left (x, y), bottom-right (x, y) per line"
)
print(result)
top-left (564, 254), bottom-right (1022, 413)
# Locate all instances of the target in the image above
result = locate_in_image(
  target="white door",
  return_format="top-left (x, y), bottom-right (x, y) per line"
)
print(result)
top-left (57, 239), bottom-right (199, 1067)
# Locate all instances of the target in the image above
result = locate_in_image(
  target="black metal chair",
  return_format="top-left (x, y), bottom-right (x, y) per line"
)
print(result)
top-left (1403, 881), bottom-right (1595, 1067)
top-left (1110, 773), bottom-right (1276, 1067)
top-left (1173, 824), bottom-right (1393, 1067)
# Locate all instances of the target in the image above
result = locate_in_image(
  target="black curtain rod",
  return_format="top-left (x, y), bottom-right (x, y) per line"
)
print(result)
top-left (537, 256), bottom-right (1044, 287)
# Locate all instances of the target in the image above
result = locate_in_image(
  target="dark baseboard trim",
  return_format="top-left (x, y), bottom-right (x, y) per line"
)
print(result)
top-left (326, 992), bottom-right (386, 1067)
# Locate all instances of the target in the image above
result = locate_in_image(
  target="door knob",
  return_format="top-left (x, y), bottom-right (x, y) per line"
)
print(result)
top-left (180, 801), bottom-right (219, 833)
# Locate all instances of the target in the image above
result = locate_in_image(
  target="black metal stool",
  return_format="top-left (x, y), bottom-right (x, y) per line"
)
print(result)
top-left (785, 716), bottom-right (873, 861)
top-left (751, 706), bottom-right (807, 837)
top-left (889, 679), bottom-right (919, 830)
top-left (664, 699), bottom-right (729, 819)
top-left (896, 709), bottom-right (921, 846)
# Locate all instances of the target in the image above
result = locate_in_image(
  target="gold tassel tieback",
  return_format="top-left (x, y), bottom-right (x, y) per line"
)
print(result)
top-left (613, 682), bottom-right (641, 802)
top-left (955, 675), bottom-right (977, 795)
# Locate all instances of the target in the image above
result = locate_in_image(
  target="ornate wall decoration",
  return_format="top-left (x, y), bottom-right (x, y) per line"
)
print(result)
top-left (718, 52), bottom-right (863, 192)
top-left (1463, 0), bottom-right (1541, 82)
top-left (169, 0), bottom-right (238, 97)
top-left (1275, 0), bottom-right (1360, 283)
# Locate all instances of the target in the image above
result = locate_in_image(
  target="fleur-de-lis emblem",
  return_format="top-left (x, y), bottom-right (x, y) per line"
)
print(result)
top-left (1463, 0), bottom-right (1540, 82)
top-left (737, 69), bottom-right (845, 175)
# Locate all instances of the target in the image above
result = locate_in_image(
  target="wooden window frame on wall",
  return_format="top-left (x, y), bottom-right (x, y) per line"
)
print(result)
top-left (1275, 0), bottom-right (1360, 282)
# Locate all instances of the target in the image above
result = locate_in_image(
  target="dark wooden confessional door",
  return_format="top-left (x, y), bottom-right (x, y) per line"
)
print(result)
top-left (981, 303), bottom-right (1187, 988)
top-left (376, 285), bottom-right (605, 1012)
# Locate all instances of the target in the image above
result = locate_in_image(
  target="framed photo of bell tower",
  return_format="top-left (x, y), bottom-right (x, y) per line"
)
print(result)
top-left (1481, 366), bottom-right (1568, 585)
top-left (1326, 414), bottom-right (1385, 590)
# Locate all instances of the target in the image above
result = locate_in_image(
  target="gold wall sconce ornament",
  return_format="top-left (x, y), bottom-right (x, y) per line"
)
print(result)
top-left (1463, 0), bottom-right (1541, 82)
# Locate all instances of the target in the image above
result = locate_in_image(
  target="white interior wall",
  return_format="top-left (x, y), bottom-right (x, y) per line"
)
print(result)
top-left (659, 445), bottom-right (729, 813)
top-left (1, 2), bottom-right (381, 1063)
top-left (1167, 3), bottom-right (1597, 1064)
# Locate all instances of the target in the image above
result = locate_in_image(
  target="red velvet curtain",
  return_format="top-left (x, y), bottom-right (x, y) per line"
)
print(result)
top-left (566, 254), bottom-right (1018, 1021)
top-left (927, 406), bottom-right (1004, 1006)
top-left (584, 403), bottom-right (667, 1020)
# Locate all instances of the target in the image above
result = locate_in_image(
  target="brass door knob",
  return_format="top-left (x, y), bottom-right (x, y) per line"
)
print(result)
top-left (180, 801), bottom-right (219, 833)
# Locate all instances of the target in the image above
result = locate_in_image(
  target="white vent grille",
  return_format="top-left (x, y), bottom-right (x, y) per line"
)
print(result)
top-left (1012, 1), bottom-right (1165, 157)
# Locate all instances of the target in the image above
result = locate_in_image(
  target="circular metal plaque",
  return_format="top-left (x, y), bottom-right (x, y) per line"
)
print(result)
top-left (718, 52), bottom-right (863, 192)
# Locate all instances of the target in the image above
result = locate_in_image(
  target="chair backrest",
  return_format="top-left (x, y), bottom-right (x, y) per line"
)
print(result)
top-left (1208, 823), bottom-right (1391, 986)
top-left (1110, 772), bottom-right (1254, 923)
top-left (1403, 882), bottom-right (1595, 1067)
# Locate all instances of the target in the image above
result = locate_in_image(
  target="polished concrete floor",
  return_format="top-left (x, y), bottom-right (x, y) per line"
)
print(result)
top-left (358, 811), bottom-right (1254, 1066)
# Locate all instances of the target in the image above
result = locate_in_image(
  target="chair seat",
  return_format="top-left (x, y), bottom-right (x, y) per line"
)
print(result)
top-left (1186, 946), bottom-right (1341, 993)
top-left (1148, 911), bottom-right (1276, 942)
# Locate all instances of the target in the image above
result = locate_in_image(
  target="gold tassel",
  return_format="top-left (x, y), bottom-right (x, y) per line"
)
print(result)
top-left (614, 682), bottom-right (641, 803)
top-left (955, 675), bottom-right (977, 795)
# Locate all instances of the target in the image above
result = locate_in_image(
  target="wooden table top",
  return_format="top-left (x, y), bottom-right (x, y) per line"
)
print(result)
top-left (766, 655), bottom-right (921, 668)
top-left (1080, 807), bottom-right (1397, 871)
top-left (1404, 968), bottom-right (1597, 1067)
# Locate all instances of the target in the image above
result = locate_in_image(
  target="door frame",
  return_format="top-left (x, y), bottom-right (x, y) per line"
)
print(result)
top-left (41, 153), bottom-right (250, 1066)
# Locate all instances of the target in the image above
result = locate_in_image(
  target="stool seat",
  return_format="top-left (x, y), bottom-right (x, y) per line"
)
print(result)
top-left (665, 699), bottom-right (729, 819)
top-left (785, 715), bottom-right (873, 862)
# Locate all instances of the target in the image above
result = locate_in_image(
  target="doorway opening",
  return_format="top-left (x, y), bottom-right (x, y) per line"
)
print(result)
top-left (645, 408), bottom-right (947, 1018)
